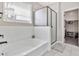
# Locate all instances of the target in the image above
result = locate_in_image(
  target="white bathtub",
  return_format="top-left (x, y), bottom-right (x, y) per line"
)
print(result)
top-left (0, 26), bottom-right (50, 56)
top-left (4, 39), bottom-right (48, 56)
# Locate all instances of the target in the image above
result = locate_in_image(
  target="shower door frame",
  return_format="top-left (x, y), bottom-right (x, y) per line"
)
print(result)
top-left (33, 6), bottom-right (57, 45)
top-left (47, 6), bottom-right (57, 45)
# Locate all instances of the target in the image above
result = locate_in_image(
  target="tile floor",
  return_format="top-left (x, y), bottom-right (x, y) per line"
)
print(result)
top-left (43, 42), bottom-right (79, 56)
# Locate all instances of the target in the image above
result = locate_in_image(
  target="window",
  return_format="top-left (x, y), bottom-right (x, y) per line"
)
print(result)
top-left (3, 2), bottom-right (32, 23)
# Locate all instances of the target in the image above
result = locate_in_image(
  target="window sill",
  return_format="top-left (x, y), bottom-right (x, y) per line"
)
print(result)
top-left (3, 19), bottom-right (32, 24)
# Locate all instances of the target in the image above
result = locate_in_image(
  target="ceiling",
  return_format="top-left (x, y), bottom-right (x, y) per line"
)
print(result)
top-left (38, 2), bottom-right (57, 6)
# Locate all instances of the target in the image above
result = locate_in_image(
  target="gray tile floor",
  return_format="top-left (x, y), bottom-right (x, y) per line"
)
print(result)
top-left (43, 42), bottom-right (79, 56)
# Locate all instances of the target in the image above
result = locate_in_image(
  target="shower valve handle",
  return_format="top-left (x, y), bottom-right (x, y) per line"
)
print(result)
top-left (0, 34), bottom-right (4, 38)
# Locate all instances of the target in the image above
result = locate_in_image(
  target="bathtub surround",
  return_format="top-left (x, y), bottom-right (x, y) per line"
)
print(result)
top-left (0, 26), bottom-right (33, 56)
top-left (0, 26), bottom-right (33, 42)
top-left (5, 39), bottom-right (48, 56)
top-left (0, 26), bottom-right (50, 56)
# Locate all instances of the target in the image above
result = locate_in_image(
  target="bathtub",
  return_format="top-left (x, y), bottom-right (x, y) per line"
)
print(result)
top-left (0, 26), bottom-right (50, 56)
top-left (4, 39), bottom-right (48, 56)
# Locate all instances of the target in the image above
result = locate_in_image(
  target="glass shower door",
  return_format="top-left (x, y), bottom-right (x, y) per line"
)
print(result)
top-left (35, 7), bottom-right (47, 26)
top-left (51, 11), bottom-right (57, 44)
top-left (47, 7), bottom-right (57, 44)
top-left (34, 6), bottom-right (57, 44)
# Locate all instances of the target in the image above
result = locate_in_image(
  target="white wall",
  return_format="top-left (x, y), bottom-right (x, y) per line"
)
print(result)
top-left (65, 9), bottom-right (78, 21)
top-left (61, 2), bottom-right (79, 11)
top-left (32, 2), bottom-right (42, 11)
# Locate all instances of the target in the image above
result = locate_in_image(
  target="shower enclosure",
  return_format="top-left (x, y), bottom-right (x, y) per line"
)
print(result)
top-left (34, 6), bottom-right (57, 45)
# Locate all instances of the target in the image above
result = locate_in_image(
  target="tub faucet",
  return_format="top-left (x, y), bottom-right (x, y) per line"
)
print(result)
top-left (0, 41), bottom-right (7, 44)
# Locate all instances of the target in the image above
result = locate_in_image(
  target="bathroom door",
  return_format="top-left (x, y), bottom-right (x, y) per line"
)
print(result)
top-left (51, 11), bottom-right (57, 44)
